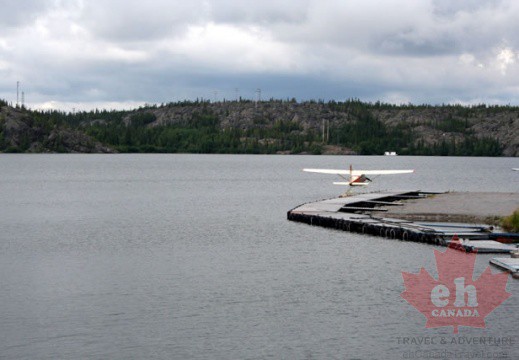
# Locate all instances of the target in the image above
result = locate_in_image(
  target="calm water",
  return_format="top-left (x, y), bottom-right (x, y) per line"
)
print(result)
top-left (0, 154), bottom-right (518, 359)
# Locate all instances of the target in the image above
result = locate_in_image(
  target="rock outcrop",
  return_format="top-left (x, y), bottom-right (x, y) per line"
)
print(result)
top-left (1, 100), bottom-right (518, 155)
top-left (0, 105), bottom-right (114, 153)
top-left (126, 101), bottom-right (518, 156)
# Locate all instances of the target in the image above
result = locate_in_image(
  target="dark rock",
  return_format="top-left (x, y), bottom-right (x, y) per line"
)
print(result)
top-left (0, 105), bottom-right (114, 153)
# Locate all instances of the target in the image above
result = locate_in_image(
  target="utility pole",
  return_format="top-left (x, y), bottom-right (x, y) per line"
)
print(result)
top-left (327, 120), bottom-right (330, 143)
top-left (255, 88), bottom-right (261, 108)
top-left (322, 120), bottom-right (330, 143)
top-left (16, 81), bottom-right (20, 107)
top-left (322, 119), bottom-right (325, 143)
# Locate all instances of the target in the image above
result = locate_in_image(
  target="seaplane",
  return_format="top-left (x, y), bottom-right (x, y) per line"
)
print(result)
top-left (303, 165), bottom-right (414, 194)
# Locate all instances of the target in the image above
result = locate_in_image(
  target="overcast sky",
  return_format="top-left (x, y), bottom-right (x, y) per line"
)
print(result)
top-left (1, 0), bottom-right (519, 111)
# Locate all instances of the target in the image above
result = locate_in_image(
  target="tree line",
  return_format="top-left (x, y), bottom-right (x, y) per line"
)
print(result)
top-left (0, 99), bottom-right (506, 155)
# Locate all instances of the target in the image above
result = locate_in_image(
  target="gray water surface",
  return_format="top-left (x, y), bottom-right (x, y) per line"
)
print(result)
top-left (0, 155), bottom-right (518, 359)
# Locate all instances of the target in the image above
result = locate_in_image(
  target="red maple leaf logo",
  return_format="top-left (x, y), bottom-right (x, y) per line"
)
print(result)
top-left (401, 239), bottom-right (511, 333)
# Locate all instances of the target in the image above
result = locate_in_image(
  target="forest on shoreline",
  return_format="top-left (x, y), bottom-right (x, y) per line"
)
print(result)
top-left (0, 98), bottom-right (515, 156)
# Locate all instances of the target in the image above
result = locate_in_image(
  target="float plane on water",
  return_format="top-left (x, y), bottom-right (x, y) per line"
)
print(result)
top-left (303, 165), bottom-right (414, 193)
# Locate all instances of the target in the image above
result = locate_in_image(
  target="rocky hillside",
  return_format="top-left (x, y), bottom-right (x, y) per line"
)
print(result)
top-left (373, 107), bottom-right (519, 157)
top-left (1, 99), bottom-right (518, 155)
top-left (133, 101), bottom-right (518, 156)
top-left (0, 105), bottom-right (113, 153)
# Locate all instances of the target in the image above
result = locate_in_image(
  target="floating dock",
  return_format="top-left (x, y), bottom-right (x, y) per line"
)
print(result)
top-left (490, 257), bottom-right (519, 278)
top-left (288, 191), bottom-right (519, 253)
top-left (449, 240), bottom-right (518, 253)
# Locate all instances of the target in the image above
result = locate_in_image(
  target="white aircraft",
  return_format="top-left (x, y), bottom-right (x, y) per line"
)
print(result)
top-left (303, 165), bottom-right (414, 187)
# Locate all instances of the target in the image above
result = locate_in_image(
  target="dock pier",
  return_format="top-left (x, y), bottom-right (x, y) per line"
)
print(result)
top-left (288, 191), bottom-right (519, 253)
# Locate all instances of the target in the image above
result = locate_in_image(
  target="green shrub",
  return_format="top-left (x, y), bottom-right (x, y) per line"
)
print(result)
top-left (502, 209), bottom-right (519, 233)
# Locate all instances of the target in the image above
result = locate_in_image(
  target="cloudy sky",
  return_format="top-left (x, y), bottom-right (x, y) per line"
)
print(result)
top-left (1, 0), bottom-right (519, 111)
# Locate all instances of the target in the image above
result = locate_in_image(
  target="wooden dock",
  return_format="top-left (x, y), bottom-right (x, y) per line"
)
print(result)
top-left (288, 191), bottom-right (519, 253)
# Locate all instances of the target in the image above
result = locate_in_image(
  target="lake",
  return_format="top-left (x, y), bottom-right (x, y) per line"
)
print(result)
top-left (0, 154), bottom-right (518, 359)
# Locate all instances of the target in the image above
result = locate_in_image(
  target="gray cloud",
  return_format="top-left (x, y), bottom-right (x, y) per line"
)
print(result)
top-left (1, 0), bottom-right (519, 110)
top-left (78, 0), bottom-right (205, 42)
top-left (431, 0), bottom-right (505, 17)
top-left (0, 0), bottom-right (54, 28)
top-left (208, 0), bottom-right (310, 25)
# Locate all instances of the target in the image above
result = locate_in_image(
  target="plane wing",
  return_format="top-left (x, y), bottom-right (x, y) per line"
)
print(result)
top-left (303, 165), bottom-right (414, 190)
top-left (303, 168), bottom-right (414, 175)
top-left (303, 168), bottom-right (350, 175)
top-left (352, 169), bottom-right (414, 175)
